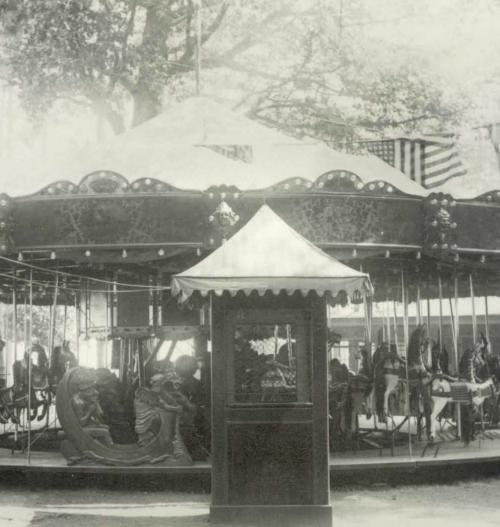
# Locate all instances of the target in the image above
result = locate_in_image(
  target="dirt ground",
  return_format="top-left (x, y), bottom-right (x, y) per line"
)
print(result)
top-left (1, 475), bottom-right (500, 526)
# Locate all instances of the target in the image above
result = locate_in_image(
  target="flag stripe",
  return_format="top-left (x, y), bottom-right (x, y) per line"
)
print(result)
top-left (365, 133), bottom-right (466, 189)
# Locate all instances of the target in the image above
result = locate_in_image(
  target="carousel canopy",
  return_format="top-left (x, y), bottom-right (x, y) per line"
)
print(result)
top-left (171, 204), bottom-right (373, 298)
top-left (10, 97), bottom-right (427, 197)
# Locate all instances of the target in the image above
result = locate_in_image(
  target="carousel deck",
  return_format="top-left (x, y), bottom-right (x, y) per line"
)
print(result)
top-left (1, 432), bottom-right (500, 477)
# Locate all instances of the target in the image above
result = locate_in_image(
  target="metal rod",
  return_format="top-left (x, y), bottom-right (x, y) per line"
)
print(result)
top-left (426, 295), bottom-right (431, 337)
top-left (12, 276), bottom-right (17, 367)
top-left (416, 284), bottom-right (421, 326)
top-left (27, 269), bottom-right (33, 464)
top-left (75, 292), bottom-right (80, 362)
top-left (484, 296), bottom-right (490, 346)
top-left (469, 274), bottom-right (477, 344)
top-left (392, 300), bottom-right (399, 352)
top-left (438, 276), bottom-right (444, 359)
top-left (401, 270), bottom-right (412, 458)
top-left (386, 296), bottom-right (391, 345)
top-left (50, 274), bottom-right (59, 359)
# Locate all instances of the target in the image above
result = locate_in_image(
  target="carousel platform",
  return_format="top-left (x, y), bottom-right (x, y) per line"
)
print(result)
top-left (330, 429), bottom-right (500, 474)
top-left (1, 432), bottom-right (500, 478)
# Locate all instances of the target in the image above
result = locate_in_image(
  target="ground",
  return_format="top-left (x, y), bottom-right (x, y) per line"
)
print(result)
top-left (1, 475), bottom-right (500, 526)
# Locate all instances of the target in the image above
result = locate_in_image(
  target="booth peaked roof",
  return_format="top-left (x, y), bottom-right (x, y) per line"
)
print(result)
top-left (171, 205), bottom-right (373, 298)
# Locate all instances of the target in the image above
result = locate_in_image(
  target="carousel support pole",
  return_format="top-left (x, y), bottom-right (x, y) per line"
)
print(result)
top-left (12, 278), bottom-right (17, 444)
top-left (363, 295), bottom-right (373, 346)
top-left (438, 277), bottom-right (444, 359)
top-left (381, 302), bottom-right (386, 342)
top-left (386, 292), bottom-right (391, 345)
top-left (454, 275), bottom-right (460, 370)
top-left (63, 303), bottom-right (67, 344)
top-left (426, 296), bottom-right (431, 334)
top-left (75, 292), bottom-right (80, 363)
top-left (392, 300), bottom-right (399, 353)
top-left (27, 270), bottom-right (33, 464)
top-left (416, 284), bottom-right (421, 327)
top-left (49, 274), bottom-right (59, 362)
top-left (401, 271), bottom-right (412, 457)
top-left (469, 274), bottom-right (484, 438)
top-left (484, 295), bottom-right (490, 347)
top-left (469, 274), bottom-right (477, 344)
top-left (12, 276), bottom-right (17, 376)
top-left (451, 276), bottom-right (461, 439)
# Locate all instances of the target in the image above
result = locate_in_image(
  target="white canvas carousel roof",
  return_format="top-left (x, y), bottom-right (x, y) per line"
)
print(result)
top-left (171, 204), bottom-right (373, 298)
top-left (8, 97), bottom-right (428, 197)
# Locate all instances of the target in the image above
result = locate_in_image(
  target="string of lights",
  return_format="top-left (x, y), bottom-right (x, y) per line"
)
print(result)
top-left (0, 255), bottom-right (172, 292)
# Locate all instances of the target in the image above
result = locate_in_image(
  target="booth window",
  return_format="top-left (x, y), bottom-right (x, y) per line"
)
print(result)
top-left (231, 323), bottom-right (310, 404)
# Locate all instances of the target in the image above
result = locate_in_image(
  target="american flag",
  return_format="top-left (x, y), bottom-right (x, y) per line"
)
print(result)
top-left (365, 134), bottom-right (467, 189)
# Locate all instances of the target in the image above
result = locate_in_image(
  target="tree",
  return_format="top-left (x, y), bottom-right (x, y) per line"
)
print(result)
top-left (0, 0), bottom-right (230, 131)
top-left (0, 0), bottom-right (470, 143)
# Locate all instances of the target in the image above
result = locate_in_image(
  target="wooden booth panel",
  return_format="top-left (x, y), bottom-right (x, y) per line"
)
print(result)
top-left (227, 422), bottom-right (314, 505)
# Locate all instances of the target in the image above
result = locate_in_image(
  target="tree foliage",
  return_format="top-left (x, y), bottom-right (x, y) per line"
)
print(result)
top-left (0, 0), bottom-right (469, 143)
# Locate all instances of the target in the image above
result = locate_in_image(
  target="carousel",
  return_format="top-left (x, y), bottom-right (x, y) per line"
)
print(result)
top-left (0, 98), bottom-right (499, 481)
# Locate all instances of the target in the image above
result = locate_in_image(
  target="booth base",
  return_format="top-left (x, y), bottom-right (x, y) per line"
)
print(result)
top-left (210, 504), bottom-right (332, 527)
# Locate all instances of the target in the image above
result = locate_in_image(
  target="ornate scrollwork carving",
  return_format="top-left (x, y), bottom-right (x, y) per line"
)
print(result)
top-left (78, 171), bottom-right (129, 194)
top-left (204, 184), bottom-right (242, 201)
top-left (424, 192), bottom-right (458, 252)
top-left (315, 171), bottom-right (364, 192)
top-left (56, 367), bottom-right (192, 466)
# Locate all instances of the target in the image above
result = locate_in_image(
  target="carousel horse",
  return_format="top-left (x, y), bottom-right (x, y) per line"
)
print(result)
top-left (368, 342), bottom-right (405, 422)
top-left (458, 340), bottom-right (497, 442)
top-left (0, 344), bottom-right (52, 425)
top-left (328, 358), bottom-right (351, 447)
top-left (328, 348), bottom-right (373, 448)
top-left (406, 325), bottom-right (434, 440)
top-left (429, 339), bottom-right (496, 442)
top-left (50, 343), bottom-right (78, 390)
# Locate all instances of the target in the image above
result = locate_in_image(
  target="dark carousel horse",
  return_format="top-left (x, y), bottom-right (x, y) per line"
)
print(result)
top-left (458, 337), bottom-right (497, 443)
top-left (406, 325), bottom-right (434, 441)
top-left (328, 347), bottom-right (373, 449)
top-left (0, 344), bottom-right (52, 425)
top-left (50, 343), bottom-right (78, 390)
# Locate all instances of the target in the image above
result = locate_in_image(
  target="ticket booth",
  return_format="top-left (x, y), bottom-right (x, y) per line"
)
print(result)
top-left (210, 292), bottom-right (331, 526)
top-left (171, 205), bottom-right (372, 527)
